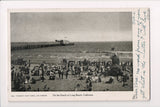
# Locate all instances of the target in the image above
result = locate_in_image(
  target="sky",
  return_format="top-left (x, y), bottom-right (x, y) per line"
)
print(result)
top-left (11, 12), bottom-right (132, 42)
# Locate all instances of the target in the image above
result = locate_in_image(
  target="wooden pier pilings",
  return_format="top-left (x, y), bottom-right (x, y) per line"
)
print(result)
top-left (11, 42), bottom-right (74, 51)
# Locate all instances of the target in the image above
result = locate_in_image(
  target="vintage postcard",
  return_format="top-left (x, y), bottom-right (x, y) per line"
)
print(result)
top-left (8, 8), bottom-right (150, 101)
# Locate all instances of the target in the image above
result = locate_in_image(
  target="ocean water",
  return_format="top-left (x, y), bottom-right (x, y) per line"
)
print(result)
top-left (12, 41), bottom-right (132, 52)
top-left (11, 42), bottom-right (132, 63)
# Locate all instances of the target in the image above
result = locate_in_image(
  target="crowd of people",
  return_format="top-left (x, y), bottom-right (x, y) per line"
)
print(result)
top-left (11, 53), bottom-right (133, 91)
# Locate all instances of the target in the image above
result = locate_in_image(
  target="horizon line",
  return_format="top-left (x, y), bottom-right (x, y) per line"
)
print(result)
top-left (11, 40), bottom-right (132, 43)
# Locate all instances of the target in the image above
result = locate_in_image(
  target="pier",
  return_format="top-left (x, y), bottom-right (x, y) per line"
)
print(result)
top-left (11, 40), bottom-right (74, 51)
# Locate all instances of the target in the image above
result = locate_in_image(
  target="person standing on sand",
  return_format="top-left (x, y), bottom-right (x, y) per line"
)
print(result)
top-left (72, 65), bottom-right (75, 76)
top-left (11, 69), bottom-right (14, 81)
top-left (87, 80), bottom-right (92, 91)
top-left (86, 77), bottom-right (92, 91)
top-left (110, 52), bottom-right (124, 82)
top-left (58, 66), bottom-right (61, 79)
top-left (111, 53), bottom-right (120, 65)
top-left (65, 69), bottom-right (69, 79)
top-left (122, 74), bottom-right (129, 87)
top-left (61, 66), bottom-right (64, 79)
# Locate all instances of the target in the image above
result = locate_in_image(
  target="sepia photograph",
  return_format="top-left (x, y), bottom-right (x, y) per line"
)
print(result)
top-left (0, 0), bottom-right (154, 104)
top-left (10, 11), bottom-right (133, 92)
